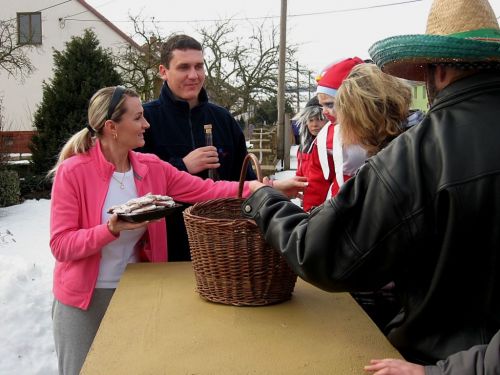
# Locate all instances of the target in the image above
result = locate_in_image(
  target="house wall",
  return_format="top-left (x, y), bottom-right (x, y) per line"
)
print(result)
top-left (411, 84), bottom-right (429, 113)
top-left (0, 0), bottom-right (134, 133)
top-left (0, 131), bottom-right (37, 154)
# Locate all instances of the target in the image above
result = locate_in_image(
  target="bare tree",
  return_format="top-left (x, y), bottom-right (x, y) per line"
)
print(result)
top-left (0, 19), bottom-right (35, 80)
top-left (114, 15), bottom-right (165, 101)
top-left (199, 20), bottom-right (308, 117)
top-left (117, 16), bottom-right (310, 114)
top-left (0, 96), bottom-right (7, 165)
top-left (0, 17), bottom-right (33, 167)
top-left (198, 20), bottom-right (240, 111)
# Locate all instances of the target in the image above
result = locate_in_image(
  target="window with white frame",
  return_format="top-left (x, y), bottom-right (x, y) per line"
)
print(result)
top-left (17, 12), bottom-right (42, 45)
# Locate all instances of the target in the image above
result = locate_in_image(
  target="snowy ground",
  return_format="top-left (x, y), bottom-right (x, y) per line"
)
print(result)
top-left (0, 199), bottom-right (57, 375)
top-left (0, 146), bottom-right (299, 375)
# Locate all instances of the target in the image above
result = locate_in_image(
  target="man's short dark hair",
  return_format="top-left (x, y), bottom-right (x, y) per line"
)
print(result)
top-left (160, 34), bottom-right (203, 68)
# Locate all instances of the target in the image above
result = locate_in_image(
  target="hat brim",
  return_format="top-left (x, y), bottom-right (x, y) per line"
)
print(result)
top-left (369, 34), bottom-right (500, 81)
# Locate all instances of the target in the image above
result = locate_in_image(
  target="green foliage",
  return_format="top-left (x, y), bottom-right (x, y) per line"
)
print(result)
top-left (0, 170), bottom-right (20, 207)
top-left (249, 96), bottom-right (294, 125)
top-left (2, 163), bottom-right (51, 200)
top-left (19, 173), bottom-right (52, 200)
top-left (30, 29), bottom-right (122, 175)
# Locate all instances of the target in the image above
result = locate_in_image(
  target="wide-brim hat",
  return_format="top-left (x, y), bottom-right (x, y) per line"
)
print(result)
top-left (369, 0), bottom-right (500, 81)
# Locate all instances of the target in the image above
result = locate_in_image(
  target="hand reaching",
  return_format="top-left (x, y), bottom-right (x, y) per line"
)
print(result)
top-left (248, 180), bottom-right (266, 193)
top-left (270, 176), bottom-right (308, 198)
top-left (248, 176), bottom-right (308, 198)
top-left (183, 146), bottom-right (220, 174)
top-left (364, 359), bottom-right (425, 375)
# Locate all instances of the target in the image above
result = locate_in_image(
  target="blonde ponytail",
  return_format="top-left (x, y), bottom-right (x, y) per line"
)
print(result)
top-left (47, 128), bottom-right (94, 177)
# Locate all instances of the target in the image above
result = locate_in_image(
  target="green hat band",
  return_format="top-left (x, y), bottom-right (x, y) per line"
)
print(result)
top-left (449, 28), bottom-right (500, 41)
top-left (369, 34), bottom-right (500, 68)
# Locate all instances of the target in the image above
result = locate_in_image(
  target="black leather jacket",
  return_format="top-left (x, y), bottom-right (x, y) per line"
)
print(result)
top-left (242, 73), bottom-right (500, 364)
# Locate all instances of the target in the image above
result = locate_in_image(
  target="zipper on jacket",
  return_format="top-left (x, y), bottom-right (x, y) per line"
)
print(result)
top-left (188, 110), bottom-right (196, 150)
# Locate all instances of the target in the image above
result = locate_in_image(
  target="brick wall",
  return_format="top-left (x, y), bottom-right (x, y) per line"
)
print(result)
top-left (0, 131), bottom-right (37, 154)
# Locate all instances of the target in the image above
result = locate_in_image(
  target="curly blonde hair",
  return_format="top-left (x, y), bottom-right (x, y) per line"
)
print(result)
top-left (335, 64), bottom-right (412, 156)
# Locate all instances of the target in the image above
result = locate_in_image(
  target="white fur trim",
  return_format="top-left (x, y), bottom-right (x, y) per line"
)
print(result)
top-left (332, 124), bottom-right (344, 186)
top-left (317, 121), bottom-right (332, 180)
top-left (316, 86), bottom-right (338, 97)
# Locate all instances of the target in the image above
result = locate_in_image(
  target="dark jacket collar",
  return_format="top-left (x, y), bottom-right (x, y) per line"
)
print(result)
top-left (159, 82), bottom-right (209, 111)
top-left (431, 72), bottom-right (500, 111)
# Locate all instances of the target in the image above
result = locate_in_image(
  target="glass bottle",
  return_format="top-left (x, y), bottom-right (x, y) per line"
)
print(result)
top-left (204, 124), bottom-right (219, 181)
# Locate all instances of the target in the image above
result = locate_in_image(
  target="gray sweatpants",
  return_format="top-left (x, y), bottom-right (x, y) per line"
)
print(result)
top-left (52, 289), bottom-right (115, 375)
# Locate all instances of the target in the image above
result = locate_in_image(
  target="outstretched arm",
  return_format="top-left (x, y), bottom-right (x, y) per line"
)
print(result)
top-left (365, 329), bottom-right (500, 375)
top-left (249, 176), bottom-right (308, 200)
top-left (364, 359), bottom-right (424, 375)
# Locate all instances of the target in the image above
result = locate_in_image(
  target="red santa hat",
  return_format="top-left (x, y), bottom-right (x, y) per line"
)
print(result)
top-left (316, 57), bottom-right (364, 97)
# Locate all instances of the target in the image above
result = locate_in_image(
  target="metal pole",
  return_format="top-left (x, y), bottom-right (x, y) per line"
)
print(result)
top-left (284, 112), bottom-right (291, 170)
top-left (308, 71), bottom-right (312, 101)
top-left (296, 61), bottom-right (300, 112)
top-left (276, 0), bottom-right (287, 163)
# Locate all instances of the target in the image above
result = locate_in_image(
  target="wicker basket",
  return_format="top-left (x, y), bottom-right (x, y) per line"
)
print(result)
top-left (183, 153), bottom-right (297, 306)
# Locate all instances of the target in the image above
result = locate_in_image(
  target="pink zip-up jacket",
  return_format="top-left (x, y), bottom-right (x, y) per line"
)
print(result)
top-left (50, 141), bottom-right (250, 310)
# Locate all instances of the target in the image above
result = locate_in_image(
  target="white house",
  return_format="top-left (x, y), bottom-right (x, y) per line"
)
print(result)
top-left (0, 0), bottom-right (139, 153)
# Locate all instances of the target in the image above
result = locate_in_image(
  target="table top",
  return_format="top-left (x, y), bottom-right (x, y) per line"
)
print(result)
top-left (81, 262), bottom-right (401, 375)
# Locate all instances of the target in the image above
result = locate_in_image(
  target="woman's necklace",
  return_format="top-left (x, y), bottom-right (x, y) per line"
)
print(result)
top-left (112, 171), bottom-right (127, 189)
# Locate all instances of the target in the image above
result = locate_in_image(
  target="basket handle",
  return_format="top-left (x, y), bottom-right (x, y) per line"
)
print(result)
top-left (238, 153), bottom-right (263, 198)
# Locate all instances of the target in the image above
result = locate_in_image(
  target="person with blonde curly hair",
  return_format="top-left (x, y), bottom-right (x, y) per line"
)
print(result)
top-left (336, 63), bottom-right (422, 157)
top-left (333, 63), bottom-right (424, 331)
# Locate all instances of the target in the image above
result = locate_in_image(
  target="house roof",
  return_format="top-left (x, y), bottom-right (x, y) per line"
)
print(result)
top-left (75, 0), bottom-right (141, 50)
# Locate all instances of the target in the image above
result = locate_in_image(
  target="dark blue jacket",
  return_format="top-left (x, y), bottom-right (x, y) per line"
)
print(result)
top-left (141, 83), bottom-right (255, 181)
top-left (139, 82), bottom-right (255, 261)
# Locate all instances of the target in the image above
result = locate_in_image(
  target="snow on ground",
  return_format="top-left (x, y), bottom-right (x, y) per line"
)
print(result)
top-left (0, 199), bottom-right (58, 375)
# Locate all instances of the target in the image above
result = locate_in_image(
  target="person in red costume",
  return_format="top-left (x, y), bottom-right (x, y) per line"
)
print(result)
top-left (302, 57), bottom-right (366, 211)
top-left (294, 96), bottom-right (327, 184)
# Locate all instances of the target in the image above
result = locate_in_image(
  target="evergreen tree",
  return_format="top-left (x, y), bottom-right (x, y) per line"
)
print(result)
top-left (30, 29), bottom-right (122, 174)
top-left (250, 96), bottom-right (293, 126)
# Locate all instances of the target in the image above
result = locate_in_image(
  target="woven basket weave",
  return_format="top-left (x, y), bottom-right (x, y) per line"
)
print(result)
top-left (183, 154), bottom-right (297, 306)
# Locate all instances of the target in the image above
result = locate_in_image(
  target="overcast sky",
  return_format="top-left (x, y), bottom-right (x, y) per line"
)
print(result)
top-left (84, 0), bottom-right (500, 74)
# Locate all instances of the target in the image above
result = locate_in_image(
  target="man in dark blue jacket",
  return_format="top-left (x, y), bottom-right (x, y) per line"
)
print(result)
top-left (140, 34), bottom-right (255, 261)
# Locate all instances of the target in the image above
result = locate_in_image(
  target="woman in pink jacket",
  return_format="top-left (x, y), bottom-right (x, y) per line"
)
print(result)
top-left (49, 86), bottom-right (306, 375)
